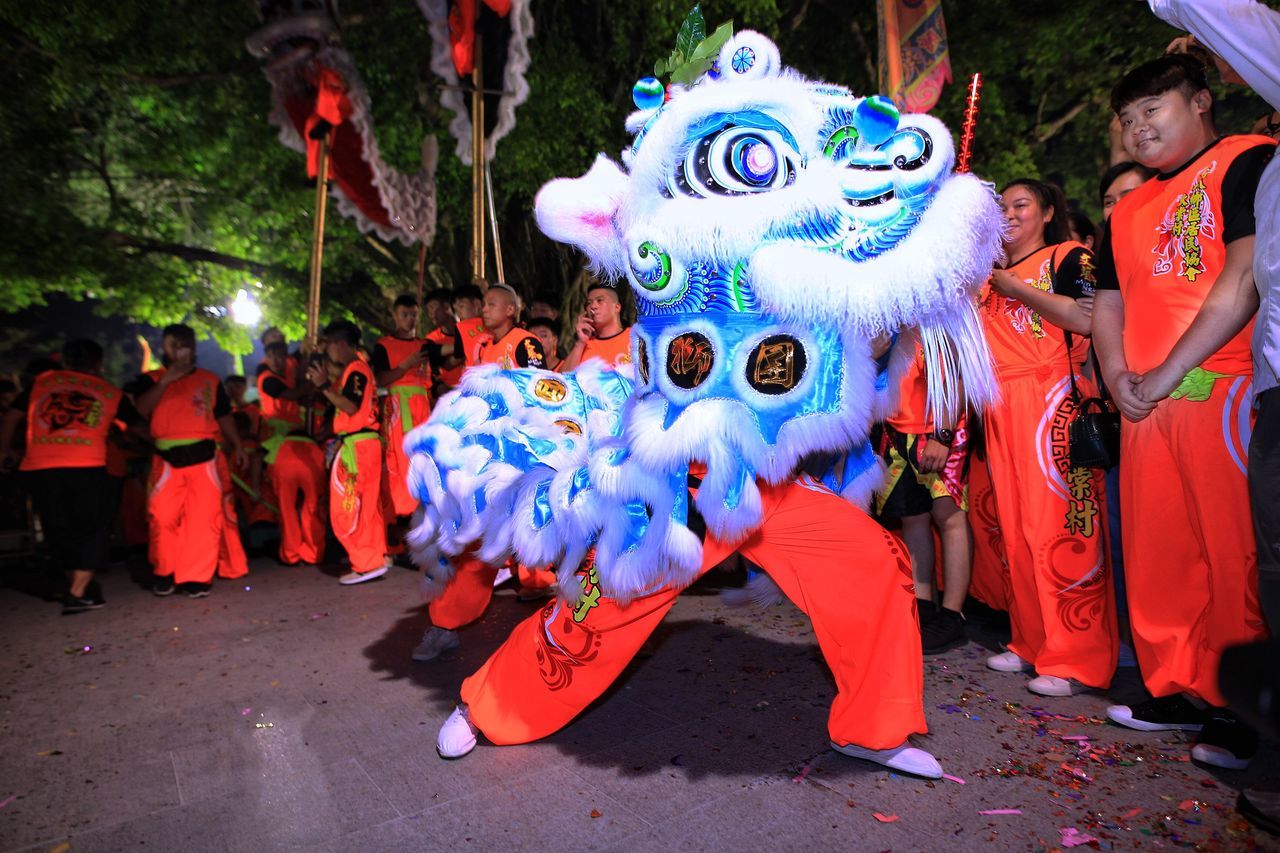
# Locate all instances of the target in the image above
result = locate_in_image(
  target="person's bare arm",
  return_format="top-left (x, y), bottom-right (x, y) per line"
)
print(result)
top-left (989, 269), bottom-right (1093, 335)
top-left (1092, 289), bottom-right (1156, 422)
top-left (134, 365), bottom-right (191, 418)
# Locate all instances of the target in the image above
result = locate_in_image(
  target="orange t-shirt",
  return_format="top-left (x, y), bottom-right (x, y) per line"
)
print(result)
top-left (148, 367), bottom-right (223, 442)
top-left (979, 241), bottom-right (1096, 376)
top-left (1100, 134), bottom-right (1276, 375)
top-left (561, 327), bottom-right (633, 372)
top-left (333, 359), bottom-right (379, 435)
top-left (20, 371), bottom-right (123, 471)
top-left (456, 317), bottom-right (493, 368)
top-left (478, 327), bottom-right (546, 369)
top-left (374, 335), bottom-right (433, 390)
top-left (426, 326), bottom-right (465, 388)
top-left (257, 362), bottom-right (301, 427)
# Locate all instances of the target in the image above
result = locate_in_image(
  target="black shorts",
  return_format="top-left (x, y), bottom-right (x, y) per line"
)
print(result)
top-left (872, 424), bottom-right (970, 519)
top-left (22, 466), bottom-right (114, 572)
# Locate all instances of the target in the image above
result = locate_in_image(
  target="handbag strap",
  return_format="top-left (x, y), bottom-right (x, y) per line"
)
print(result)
top-left (1050, 242), bottom-right (1112, 408)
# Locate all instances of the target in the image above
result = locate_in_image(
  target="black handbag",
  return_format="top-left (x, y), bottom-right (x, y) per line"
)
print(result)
top-left (1064, 333), bottom-right (1121, 470)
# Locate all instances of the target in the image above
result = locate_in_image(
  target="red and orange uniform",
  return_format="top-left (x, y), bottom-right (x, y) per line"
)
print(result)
top-left (373, 334), bottom-right (434, 517)
top-left (330, 359), bottom-right (387, 573)
top-left (1096, 134), bottom-right (1275, 705)
top-left (477, 327), bottom-right (545, 369)
top-left (977, 241), bottom-right (1117, 688)
top-left (140, 367), bottom-right (234, 585)
top-left (558, 328), bottom-right (633, 373)
top-left (258, 363), bottom-right (326, 566)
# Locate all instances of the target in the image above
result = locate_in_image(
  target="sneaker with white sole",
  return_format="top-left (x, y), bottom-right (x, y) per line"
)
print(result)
top-left (1191, 710), bottom-right (1256, 770)
top-left (1106, 694), bottom-right (1207, 732)
top-left (339, 565), bottom-right (388, 585)
top-left (1027, 675), bottom-right (1090, 697)
top-left (437, 705), bottom-right (478, 759)
top-left (986, 650), bottom-right (1033, 673)
top-left (412, 627), bottom-right (460, 662)
top-left (831, 740), bottom-right (943, 779)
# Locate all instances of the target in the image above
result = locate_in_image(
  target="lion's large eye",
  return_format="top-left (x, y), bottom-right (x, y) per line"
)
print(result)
top-left (670, 124), bottom-right (797, 198)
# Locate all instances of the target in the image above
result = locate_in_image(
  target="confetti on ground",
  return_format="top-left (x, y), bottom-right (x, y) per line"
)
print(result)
top-left (792, 763), bottom-right (813, 783)
top-left (309, 612), bottom-right (330, 621)
top-left (240, 708), bottom-right (252, 716)
top-left (0, 795), bottom-right (15, 809)
top-left (254, 722), bottom-right (274, 729)
top-left (942, 773), bottom-right (966, 785)
top-left (979, 809), bottom-right (1022, 815)
top-left (873, 812), bottom-right (898, 823)
top-left (1059, 826), bottom-right (1098, 847)
top-left (1121, 808), bottom-right (1142, 819)
top-left (590, 809), bottom-right (602, 819)
top-left (36, 750), bottom-right (62, 757)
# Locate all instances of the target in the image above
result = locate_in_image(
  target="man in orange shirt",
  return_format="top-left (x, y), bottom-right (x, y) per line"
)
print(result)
top-left (526, 318), bottom-right (563, 371)
top-left (1093, 55), bottom-right (1274, 766)
top-left (557, 283), bottom-right (632, 372)
top-left (372, 294), bottom-right (434, 519)
top-left (308, 319), bottom-right (390, 585)
top-left (132, 324), bottom-right (247, 598)
top-left (475, 283), bottom-right (546, 369)
top-left (412, 283), bottom-right (549, 662)
top-left (0, 340), bottom-right (139, 613)
top-left (259, 342), bottom-right (325, 566)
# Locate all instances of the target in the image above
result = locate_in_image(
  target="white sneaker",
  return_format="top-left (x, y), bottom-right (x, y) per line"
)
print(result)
top-left (339, 565), bottom-right (388, 585)
top-left (492, 566), bottom-right (513, 588)
top-left (831, 741), bottom-right (942, 779)
top-left (412, 627), bottom-right (460, 662)
top-left (1027, 675), bottom-right (1090, 697)
top-left (437, 705), bottom-right (478, 759)
top-left (986, 650), bottom-right (1033, 673)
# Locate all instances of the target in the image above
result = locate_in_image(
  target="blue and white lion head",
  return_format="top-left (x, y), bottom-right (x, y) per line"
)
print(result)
top-left (535, 30), bottom-right (1002, 541)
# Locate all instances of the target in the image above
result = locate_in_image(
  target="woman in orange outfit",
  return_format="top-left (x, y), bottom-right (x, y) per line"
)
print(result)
top-left (976, 179), bottom-right (1117, 697)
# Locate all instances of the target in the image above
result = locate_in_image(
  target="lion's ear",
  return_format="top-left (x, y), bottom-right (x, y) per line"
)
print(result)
top-left (534, 155), bottom-right (629, 277)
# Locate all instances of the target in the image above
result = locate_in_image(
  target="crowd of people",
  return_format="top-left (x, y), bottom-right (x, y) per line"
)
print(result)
top-left (0, 0), bottom-right (1278, 825)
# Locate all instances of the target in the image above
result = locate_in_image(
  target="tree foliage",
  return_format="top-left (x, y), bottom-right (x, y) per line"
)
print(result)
top-left (0, 0), bottom-right (1270, 349)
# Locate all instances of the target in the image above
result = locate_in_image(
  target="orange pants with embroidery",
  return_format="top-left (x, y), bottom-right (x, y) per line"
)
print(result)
top-left (1121, 377), bottom-right (1267, 706)
top-left (428, 553), bottom-right (556, 629)
top-left (273, 439), bottom-right (327, 565)
top-left (461, 479), bottom-right (926, 750)
top-left (984, 370), bottom-right (1117, 687)
top-left (967, 451), bottom-right (1010, 611)
top-left (330, 436), bottom-right (387, 573)
top-left (148, 456), bottom-right (223, 584)
top-left (384, 390), bottom-right (433, 518)
top-left (216, 453), bottom-right (249, 579)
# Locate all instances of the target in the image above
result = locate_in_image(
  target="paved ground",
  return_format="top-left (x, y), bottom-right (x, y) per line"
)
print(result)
top-left (1, 554), bottom-right (1277, 851)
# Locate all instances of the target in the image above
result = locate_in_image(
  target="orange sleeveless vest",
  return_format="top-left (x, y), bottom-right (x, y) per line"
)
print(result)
top-left (20, 370), bottom-right (122, 471)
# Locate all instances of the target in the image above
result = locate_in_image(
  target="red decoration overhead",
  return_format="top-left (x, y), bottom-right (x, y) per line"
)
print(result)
top-left (448, 0), bottom-right (512, 77)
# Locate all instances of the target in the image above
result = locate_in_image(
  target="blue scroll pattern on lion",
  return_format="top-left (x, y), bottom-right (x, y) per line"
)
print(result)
top-left (406, 30), bottom-right (1004, 603)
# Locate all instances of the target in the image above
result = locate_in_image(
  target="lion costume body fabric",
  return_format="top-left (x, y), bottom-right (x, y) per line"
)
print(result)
top-left (406, 31), bottom-right (1003, 757)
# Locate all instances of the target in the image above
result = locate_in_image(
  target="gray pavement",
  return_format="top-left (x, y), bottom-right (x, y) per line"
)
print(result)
top-left (1, 556), bottom-right (1277, 851)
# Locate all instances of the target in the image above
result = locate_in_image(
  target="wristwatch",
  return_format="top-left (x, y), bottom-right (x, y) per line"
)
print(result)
top-left (932, 429), bottom-right (955, 447)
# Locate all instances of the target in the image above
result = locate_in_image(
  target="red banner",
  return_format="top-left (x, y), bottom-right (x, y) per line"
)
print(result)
top-left (878, 0), bottom-right (952, 114)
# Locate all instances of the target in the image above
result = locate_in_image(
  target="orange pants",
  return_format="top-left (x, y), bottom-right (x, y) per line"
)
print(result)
top-left (384, 389), bottom-right (433, 518)
top-left (967, 451), bottom-right (1010, 611)
top-left (428, 555), bottom-right (556, 629)
top-left (148, 456), bottom-right (223, 584)
top-left (1121, 376), bottom-right (1266, 706)
top-left (461, 478), bottom-right (926, 750)
top-left (330, 434), bottom-right (387, 573)
top-left (273, 439), bottom-right (327, 565)
top-left (984, 371), bottom-right (1117, 687)
top-left (216, 453), bottom-right (249, 579)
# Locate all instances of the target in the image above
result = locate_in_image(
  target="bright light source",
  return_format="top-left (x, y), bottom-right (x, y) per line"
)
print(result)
top-left (230, 289), bottom-right (262, 327)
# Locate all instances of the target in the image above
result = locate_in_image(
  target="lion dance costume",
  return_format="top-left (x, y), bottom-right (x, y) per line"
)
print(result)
top-left (405, 30), bottom-right (1004, 777)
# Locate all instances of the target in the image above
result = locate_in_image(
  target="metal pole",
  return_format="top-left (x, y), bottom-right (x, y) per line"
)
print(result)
top-left (470, 37), bottom-right (486, 282)
top-left (307, 133), bottom-right (332, 349)
top-left (485, 161), bottom-right (505, 284)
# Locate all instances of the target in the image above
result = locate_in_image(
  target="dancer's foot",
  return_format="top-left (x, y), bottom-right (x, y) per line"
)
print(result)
top-left (1191, 710), bottom-right (1256, 770)
top-left (921, 607), bottom-right (964, 653)
top-left (412, 627), bottom-right (460, 662)
top-left (152, 575), bottom-right (175, 597)
top-left (915, 598), bottom-right (938, 630)
top-left (986, 650), bottom-right (1033, 673)
top-left (831, 740), bottom-right (943, 779)
top-left (437, 705), bottom-right (478, 759)
top-left (339, 564), bottom-right (388, 585)
top-left (1106, 694), bottom-right (1206, 732)
top-left (1026, 675), bottom-right (1090, 697)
